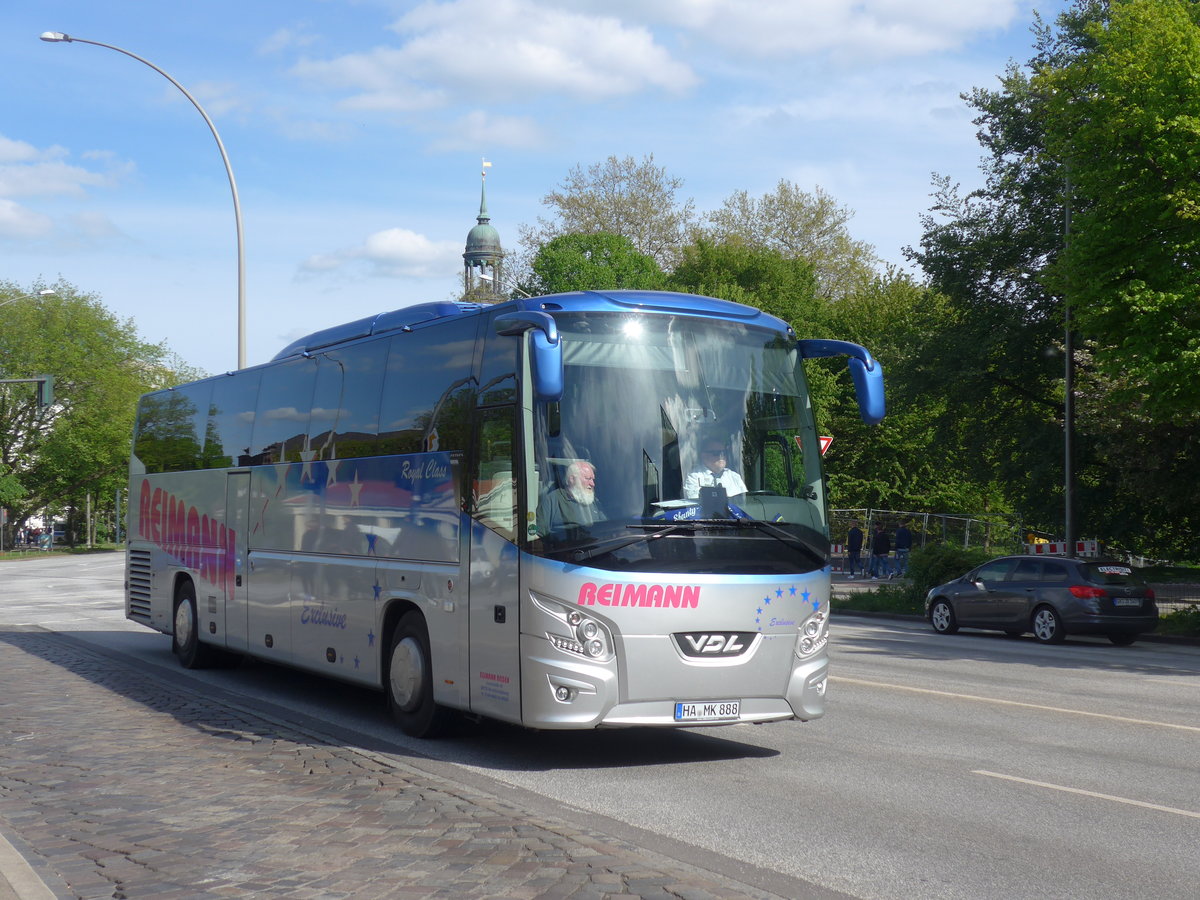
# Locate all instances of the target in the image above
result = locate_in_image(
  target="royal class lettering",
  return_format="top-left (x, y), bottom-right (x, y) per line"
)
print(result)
top-left (137, 479), bottom-right (236, 598)
top-left (301, 605), bottom-right (347, 629)
top-left (577, 582), bottom-right (701, 608)
top-left (398, 457), bottom-right (451, 483)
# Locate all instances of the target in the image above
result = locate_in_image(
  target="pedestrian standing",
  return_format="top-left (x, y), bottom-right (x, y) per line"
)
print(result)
top-left (869, 523), bottom-right (890, 579)
top-left (846, 519), bottom-right (864, 579)
top-left (893, 520), bottom-right (912, 578)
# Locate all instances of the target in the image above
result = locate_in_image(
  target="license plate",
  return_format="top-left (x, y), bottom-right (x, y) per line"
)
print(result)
top-left (1114, 598), bottom-right (1142, 607)
top-left (674, 700), bottom-right (740, 722)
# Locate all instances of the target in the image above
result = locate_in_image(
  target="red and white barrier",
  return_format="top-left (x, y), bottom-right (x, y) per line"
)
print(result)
top-left (1024, 540), bottom-right (1100, 557)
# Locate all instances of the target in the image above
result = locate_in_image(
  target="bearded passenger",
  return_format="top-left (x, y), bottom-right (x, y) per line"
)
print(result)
top-left (537, 459), bottom-right (606, 537)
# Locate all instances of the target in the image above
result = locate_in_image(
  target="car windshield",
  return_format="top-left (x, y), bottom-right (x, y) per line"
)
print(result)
top-left (1081, 562), bottom-right (1147, 586)
top-left (526, 311), bottom-right (828, 575)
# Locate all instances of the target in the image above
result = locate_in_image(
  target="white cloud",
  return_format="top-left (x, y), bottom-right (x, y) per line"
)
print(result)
top-left (0, 199), bottom-right (54, 240)
top-left (576, 0), bottom-right (1024, 59)
top-left (258, 25), bottom-right (319, 56)
top-left (428, 110), bottom-right (546, 151)
top-left (293, 0), bottom-right (696, 109)
top-left (301, 227), bottom-right (463, 279)
top-left (0, 134), bottom-right (130, 199)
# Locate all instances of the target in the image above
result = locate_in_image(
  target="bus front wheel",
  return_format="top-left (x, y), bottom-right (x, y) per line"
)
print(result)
top-left (387, 612), bottom-right (452, 738)
top-left (172, 580), bottom-right (219, 669)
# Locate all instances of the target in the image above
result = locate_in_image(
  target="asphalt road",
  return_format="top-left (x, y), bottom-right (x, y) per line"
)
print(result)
top-left (3, 552), bottom-right (1198, 899)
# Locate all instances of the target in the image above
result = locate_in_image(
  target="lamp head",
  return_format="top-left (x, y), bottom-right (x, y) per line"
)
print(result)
top-left (40, 32), bottom-right (71, 43)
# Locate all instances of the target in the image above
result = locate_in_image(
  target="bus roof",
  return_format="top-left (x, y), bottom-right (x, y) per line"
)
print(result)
top-left (271, 289), bottom-right (790, 361)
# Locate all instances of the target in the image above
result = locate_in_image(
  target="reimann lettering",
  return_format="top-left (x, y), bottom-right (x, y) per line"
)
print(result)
top-left (137, 479), bottom-right (237, 598)
top-left (577, 582), bottom-right (701, 608)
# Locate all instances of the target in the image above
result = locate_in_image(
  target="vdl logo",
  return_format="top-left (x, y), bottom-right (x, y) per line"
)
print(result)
top-left (674, 632), bottom-right (756, 658)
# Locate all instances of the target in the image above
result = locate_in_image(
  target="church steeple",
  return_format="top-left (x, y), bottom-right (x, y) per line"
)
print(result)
top-left (463, 159), bottom-right (504, 301)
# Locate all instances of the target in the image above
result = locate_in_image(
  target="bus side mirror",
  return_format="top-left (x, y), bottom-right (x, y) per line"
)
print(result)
top-left (494, 312), bottom-right (563, 400)
top-left (797, 339), bottom-right (886, 426)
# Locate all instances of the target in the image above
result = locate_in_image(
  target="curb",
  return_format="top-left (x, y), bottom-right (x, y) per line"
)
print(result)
top-left (830, 606), bottom-right (1200, 646)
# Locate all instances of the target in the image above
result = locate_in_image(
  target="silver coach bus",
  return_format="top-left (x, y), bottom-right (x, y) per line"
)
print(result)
top-left (126, 290), bottom-right (884, 737)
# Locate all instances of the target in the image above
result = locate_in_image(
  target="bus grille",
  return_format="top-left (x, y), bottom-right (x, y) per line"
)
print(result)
top-left (128, 550), bottom-right (153, 623)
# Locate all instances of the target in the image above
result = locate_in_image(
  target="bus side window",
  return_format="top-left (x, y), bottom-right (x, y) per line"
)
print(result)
top-left (248, 357), bottom-right (319, 465)
top-left (134, 382), bottom-right (211, 473)
top-left (379, 319), bottom-right (480, 455)
top-left (471, 407), bottom-right (516, 540)
top-left (204, 371), bottom-right (261, 468)
top-left (328, 341), bottom-right (385, 459)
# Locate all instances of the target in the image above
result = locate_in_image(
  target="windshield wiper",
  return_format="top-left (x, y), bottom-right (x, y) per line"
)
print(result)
top-left (692, 516), bottom-right (828, 567)
top-left (569, 523), bottom-right (694, 563)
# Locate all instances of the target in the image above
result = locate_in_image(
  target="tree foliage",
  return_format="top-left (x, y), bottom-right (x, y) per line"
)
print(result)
top-left (701, 181), bottom-right (878, 300)
top-left (907, 0), bottom-right (1200, 559)
top-left (1037, 0), bottom-right (1200, 422)
top-left (0, 280), bottom-right (200, 543)
top-left (527, 232), bottom-right (664, 296)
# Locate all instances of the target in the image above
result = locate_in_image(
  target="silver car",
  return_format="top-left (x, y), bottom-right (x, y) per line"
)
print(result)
top-left (925, 556), bottom-right (1158, 645)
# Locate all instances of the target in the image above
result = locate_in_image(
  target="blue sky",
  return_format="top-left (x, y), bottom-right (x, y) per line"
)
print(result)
top-left (2, 0), bottom-right (1066, 375)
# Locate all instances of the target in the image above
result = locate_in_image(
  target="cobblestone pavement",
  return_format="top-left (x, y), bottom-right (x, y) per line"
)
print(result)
top-left (0, 628), bottom-right (819, 900)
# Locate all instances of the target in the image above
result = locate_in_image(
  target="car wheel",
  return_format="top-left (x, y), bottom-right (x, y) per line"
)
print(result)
top-left (1108, 632), bottom-right (1138, 646)
top-left (1031, 605), bottom-right (1066, 644)
top-left (172, 580), bottom-right (219, 669)
top-left (929, 599), bottom-right (959, 635)
top-left (387, 612), bottom-right (452, 738)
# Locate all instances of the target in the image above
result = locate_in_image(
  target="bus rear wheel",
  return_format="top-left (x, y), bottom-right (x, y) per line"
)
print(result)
top-left (172, 579), bottom-right (219, 669)
top-left (387, 612), bottom-right (452, 738)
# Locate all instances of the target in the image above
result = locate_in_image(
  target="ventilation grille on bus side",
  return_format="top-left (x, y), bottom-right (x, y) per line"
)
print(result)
top-left (128, 550), bottom-right (153, 623)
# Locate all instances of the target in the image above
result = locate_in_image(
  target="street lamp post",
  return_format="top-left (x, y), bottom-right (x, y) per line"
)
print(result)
top-left (40, 31), bottom-right (246, 369)
top-left (1063, 169), bottom-right (1076, 554)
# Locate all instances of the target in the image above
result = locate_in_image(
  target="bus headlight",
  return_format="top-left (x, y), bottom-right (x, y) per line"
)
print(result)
top-left (535, 593), bottom-right (615, 662)
top-left (796, 605), bottom-right (829, 659)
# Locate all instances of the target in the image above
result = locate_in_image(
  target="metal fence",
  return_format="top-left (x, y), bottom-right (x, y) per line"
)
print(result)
top-left (831, 508), bottom-right (1023, 555)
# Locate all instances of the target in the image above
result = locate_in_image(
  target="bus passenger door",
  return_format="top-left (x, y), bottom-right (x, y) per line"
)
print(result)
top-left (224, 471), bottom-right (250, 652)
top-left (467, 407), bottom-right (522, 723)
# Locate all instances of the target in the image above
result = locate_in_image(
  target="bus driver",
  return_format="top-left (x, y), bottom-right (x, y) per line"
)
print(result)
top-left (684, 440), bottom-right (747, 499)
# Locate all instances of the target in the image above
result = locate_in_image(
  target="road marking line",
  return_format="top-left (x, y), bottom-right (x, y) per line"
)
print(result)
top-left (832, 675), bottom-right (1200, 733)
top-left (973, 770), bottom-right (1200, 819)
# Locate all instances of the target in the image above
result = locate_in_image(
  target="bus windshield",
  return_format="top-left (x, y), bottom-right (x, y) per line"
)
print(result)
top-left (529, 311), bottom-right (828, 574)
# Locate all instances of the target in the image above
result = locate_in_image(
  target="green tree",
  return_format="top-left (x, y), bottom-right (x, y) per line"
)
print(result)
top-left (0, 280), bottom-right (201, 545)
top-left (1038, 0), bottom-right (1200, 422)
top-left (908, 0), bottom-right (1200, 559)
top-left (667, 237), bottom-right (820, 329)
top-left (527, 232), bottom-right (665, 296)
top-left (702, 181), bottom-right (878, 300)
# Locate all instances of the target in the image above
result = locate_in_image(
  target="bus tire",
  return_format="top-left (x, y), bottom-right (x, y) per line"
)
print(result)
top-left (172, 579), bottom-right (218, 669)
top-left (387, 612), bottom-right (452, 738)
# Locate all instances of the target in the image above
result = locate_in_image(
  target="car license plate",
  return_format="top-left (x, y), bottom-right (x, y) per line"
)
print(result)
top-left (1114, 598), bottom-right (1142, 607)
top-left (674, 700), bottom-right (740, 722)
